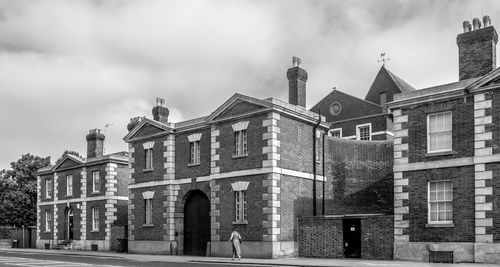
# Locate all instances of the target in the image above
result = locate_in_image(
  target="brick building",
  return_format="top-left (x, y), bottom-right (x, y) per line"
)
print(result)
top-left (36, 129), bottom-right (129, 251)
top-left (124, 58), bottom-right (330, 258)
top-left (310, 65), bottom-right (414, 140)
top-left (389, 16), bottom-right (500, 263)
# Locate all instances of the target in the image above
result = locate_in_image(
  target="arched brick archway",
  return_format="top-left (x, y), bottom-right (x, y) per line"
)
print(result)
top-left (183, 190), bottom-right (210, 256)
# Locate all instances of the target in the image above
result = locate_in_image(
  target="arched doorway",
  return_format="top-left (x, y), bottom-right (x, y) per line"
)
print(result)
top-left (183, 190), bottom-right (210, 256)
top-left (65, 208), bottom-right (73, 240)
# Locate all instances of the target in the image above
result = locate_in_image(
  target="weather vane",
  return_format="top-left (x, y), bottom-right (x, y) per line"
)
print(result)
top-left (378, 52), bottom-right (390, 66)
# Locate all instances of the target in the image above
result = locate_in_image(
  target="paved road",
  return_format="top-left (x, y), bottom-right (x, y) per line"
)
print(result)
top-left (0, 250), bottom-right (298, 267)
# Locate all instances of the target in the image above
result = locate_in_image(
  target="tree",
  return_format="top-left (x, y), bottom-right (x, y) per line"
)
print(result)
top-left (0, 154), bottom-right (50, 227)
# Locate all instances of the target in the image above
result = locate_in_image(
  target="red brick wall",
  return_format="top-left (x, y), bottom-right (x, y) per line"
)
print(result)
top-left (404, 97), bottom-right (474, 163)
top-left (56, 202), bottom-right (82, 240)
top-left (330, 115), bottom-right (388, 139)
top-left (86, 200), bottom-right (106, 240)
top-left (298, 216), bottom-right (393, 260)
top-left (115, 200), bottom-right (128, 226)
top-left (217, 115), bottom-right (267, 173)
top-left (175, 128), bottom-right (211, 179)
top-left (489, 91), bottom-right (500, 154)
top-left (325, 138), bottom-right (393, 215)
top-left (361, 216), bottom-right (393, 260)
top-left (298, 217), bottom-right (343, 258)
top-left (39, 205), bottom-right (53, 240)
top-left (86, 165), bottom-right (107, 197)
top-left (56, 168), bottom-right (82, 200)
top-left (279, 115), bottom-right (323, 174)
top-left (280, 175), bottom-right (324, 241)
top-left (406, 166), bottom-right (475, 242)
top-left (130, 186), bottom-right (166, 241)
top-left (131, 135), bottom-right (167, 184)
top-left (215, 175), bottom-right (267, 242)
top-left (40, 174), bottom-right (53, 202)
top-left (116, 165), bottom-right (129, 197)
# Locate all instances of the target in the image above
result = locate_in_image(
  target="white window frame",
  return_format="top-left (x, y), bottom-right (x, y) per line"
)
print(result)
top-left (234, 130), bottom-right (248, 156)
top-left (66, 175), bottom-right (73, 196)
top-left (329, 128), bottom-right (342, 138)
top-left (428, 180), bottom-right (453, 224)
top-left (235, 190), bottom-right (247, 222)
top-left (92, 171), bottom-right (100, 193)
top-left (45, 178), bottom-right (52, 198)
top-left (92, 207), bottom-right (99, 231)
top-left (45, 211), bottom-right (52, 232)
top-left (190, 141), bottom-right (201, 164)
top-left (356, 123), bottom-right (372, 141)
top-left (427, 112), bottom-right (452, 153)
top-left (144, 199), bottom-right (153, 225)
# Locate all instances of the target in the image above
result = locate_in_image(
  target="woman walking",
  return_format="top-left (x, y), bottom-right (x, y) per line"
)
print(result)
top-left (228, 228), bottom-right (242, 260)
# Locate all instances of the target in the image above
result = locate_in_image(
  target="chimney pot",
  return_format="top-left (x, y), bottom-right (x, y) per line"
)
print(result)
top-left (473, 17), bottom-right (482, 30)
top-left (463, 21), bottom-right (471, 32)
top-left (457, 16), bottom-right (498, 80)
top-left (484, 15), bottom-right (492, 27)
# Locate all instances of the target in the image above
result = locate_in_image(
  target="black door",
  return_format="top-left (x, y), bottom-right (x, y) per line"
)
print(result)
top-left (68, 214), bottom-right (74, 240)
top-left (183, 190), bottom-right (210, 256)
top-left (343, 219), bottom-right (361, 258)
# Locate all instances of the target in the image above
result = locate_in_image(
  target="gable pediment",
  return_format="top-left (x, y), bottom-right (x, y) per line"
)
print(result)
top-left (207, 94), bottom-right (271, 122)
top-left (124, 118), bottom-right (173, 142)
top-left (54, 156), bottom-right (83, 171)
top-left (467, 67), bottom-right (500, 91)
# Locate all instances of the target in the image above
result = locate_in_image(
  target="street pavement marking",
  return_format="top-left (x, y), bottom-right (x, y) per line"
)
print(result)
top-left (0, 256), bottom-right (122, 267)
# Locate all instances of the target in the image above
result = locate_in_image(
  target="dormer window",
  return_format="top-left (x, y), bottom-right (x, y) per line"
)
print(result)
top-left (232, 122), bottom-right (249, 157)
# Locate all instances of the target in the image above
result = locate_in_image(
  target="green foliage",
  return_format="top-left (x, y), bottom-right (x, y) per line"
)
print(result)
top-left (0, 154), bottom-right (50, 227)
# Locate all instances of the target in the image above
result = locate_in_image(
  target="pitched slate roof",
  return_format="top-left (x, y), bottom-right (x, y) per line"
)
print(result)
top-left (385, 67), bottom-right (415, 93)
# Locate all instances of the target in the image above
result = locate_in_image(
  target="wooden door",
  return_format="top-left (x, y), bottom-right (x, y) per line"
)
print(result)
top-left (183, 190), bottom-right (210, 256)
top-left (343, 219), bottom-right (361, 258)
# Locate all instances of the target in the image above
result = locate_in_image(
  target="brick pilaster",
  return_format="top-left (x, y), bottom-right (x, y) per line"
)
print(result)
top-left (163, 184), bottom-right (180, 241)
top-left (262, 112), bottom-right (280, 168)
top-left (80, 168), bottom-right (87, 241)
top-left (163, 135), bottom-right (175, 180)
top-left (210, 180), bottom-right (220, 241)
top-left (393, 109), bottom-right (409, 244)
top-left (211, 125), bottom-right (220, 174)
top-left (474, 92), bottom-right (494, 243)
top-left (262, 173), bottom-right (281, 242)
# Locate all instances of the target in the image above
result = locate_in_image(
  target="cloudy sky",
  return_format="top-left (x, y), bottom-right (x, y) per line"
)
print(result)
top-left (1, 0), bottom-right (499, 169)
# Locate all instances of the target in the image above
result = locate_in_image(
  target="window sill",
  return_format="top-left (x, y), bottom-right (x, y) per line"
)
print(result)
top-left (143, 168), bottom-right (154, 173)
top-left (188, 163), bottom-right (201, 167)
top-left (425, 223), bottom-right (454, 228)
top-left (232, 220), bottom-right (248, 225)
top-left (142, 224), bottom-right (154, 227)
top-left (232, 154), bottom-right (248, 159)
top-left (425, 150), bottom-right (455, 157)
top-left (43, 231), bottom-right (51, 233)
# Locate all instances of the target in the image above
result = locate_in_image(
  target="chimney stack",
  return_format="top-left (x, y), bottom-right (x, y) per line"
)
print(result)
top-left (286, 56), bottom-right (308, 108)
top-left (152, 97), bottom-right (169, 124)
top-left (457, 15), bottom-right (498, 80)
top-left (86, 129), bottom-right (105, 158)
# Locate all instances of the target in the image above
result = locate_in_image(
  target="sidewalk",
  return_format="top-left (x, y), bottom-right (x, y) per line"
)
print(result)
top-left (0, 248), bottom-right (497, 267)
